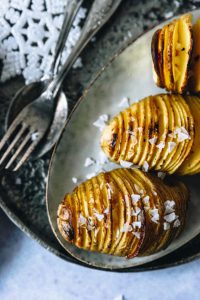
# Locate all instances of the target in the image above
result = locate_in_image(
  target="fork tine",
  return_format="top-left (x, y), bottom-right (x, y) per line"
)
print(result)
top-left (13, 141), bottom-right (37, 171)
top-left (5, 132), bottom-right (32, 170)
top-left (0, 124), bottom-right (28, 165)
top-left (0, 119), bottom-right (21, 151)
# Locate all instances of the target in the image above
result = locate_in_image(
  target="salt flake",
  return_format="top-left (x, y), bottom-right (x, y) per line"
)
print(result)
top-left (79, 214), bottom-right (86, 226)
top-left (150, 208), bottom-right (159, 223)
top-left (149, 137), bottom-right (158, 145)
top-left (118, 97), bottom-right (130, 108)
top-left (133, 232), bottom-right (140, 239)
top-left (173, 218), bottom-right (181, 228)
top-left (93, 114), bottom-right (109, 131)
top-left (168, 141), bottom-right (176, 153)
top-left (131, 194), bottom-right (141, 204)
top-left (120, 160), bottom-right (133, 168)
top-left (84, 157), bottom-right (95, 167)
top-left (156, 141), bottom-right (165, 149)
top-left (163, 222), bottom-right (170, 230)
top-left (132, 221), bottom-right (141, 229)
top-left (94, 212), bottom-right (104, 222)
top-left (174, 127), bottom-right (191, 142)
top-left (142, 161), bottom-right (149, 172)
top-left (72, 177), bottom-right (78, 184)
top-left (164, 212), bottom-right (177, 223)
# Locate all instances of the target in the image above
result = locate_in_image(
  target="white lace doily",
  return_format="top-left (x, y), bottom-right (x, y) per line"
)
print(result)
top-left (0, 0), bottom-right (86, 84)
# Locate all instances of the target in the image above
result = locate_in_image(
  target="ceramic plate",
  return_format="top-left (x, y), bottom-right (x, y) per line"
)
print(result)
top-left (47, 10), bottom-right (200, 270)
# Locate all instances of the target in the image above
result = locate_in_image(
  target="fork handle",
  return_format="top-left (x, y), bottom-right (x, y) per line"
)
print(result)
top-left (48, 0), bottom-right (83, 77)
top-left (48, 0), bottom-right (122, 95)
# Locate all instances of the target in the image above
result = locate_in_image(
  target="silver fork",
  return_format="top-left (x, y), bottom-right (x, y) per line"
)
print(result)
top-left (0, 0), bottom-right (122, 171)
top-left (0, 0), bottom-right (83, 171)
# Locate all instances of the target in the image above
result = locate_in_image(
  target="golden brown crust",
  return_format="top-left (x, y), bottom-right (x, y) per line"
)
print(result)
top-left (101, 94), bottom-right (195, 175)
top-left (57, 169), bottom-right (189, 258)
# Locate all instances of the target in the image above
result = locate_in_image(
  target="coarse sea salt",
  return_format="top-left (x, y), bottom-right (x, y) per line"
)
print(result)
top-left (104, 207), bottom-right (109, 214)
top-left (93, 114), bottom-right (109, 131)
top-left (156, 141), bottom-right (165, 149)
top-left (31, 132), bottom-right (39, 141)
top-left (94, 212), bottom-right (104, 222)
top-left (149, 137), bottom-right (158, 145)
top-left (142, 161), bottom-right (149, 172)
top-left (119, 160), bottom-right (133, 168)
top-left (84, 157), bottom-right (95, 167)
top-left (118, 97), bottom-right (130, 108)
top-left (150, 208), bottom-right (159, 223)
top-left (72, 177), bottom-right (78, 184)
top-left (168, 141), bottom-right (176, 153)
top-left (164, 200), bottom-right (175, 214)
top-left (79, 214), bottom-right (86, 226)
top-left (164, 212), bottom-right (177, 223)
top-left (143, 195), bottom-right (150, 205)
top-left (133, 232), bottom-right (140, 239)
top-left (173, 218), bottom-right (181, 227)
top-left (132, 221), bottom-right (141, 229)
top-left (174, 127), bottom-right (191, 142)
top-left (163, 222), bottom-right (170, 230)
top-left (131, 194), bottom-right (141, 204)
top-left (121, 222), bottom-right (131, 232)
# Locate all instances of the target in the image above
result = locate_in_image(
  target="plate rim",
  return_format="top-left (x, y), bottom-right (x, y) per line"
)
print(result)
top-left (46, 8), bottom-right (200, 270)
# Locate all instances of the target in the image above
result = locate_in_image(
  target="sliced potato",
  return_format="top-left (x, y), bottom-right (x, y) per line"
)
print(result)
top-left (151, 14), bottom-right (192, 93)
top-left (101, 94), bottom-right (196, 175)
top-left (57, 169), bottom-right (189, 258)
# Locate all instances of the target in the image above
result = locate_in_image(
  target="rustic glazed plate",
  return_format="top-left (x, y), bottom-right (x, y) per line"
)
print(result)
top-left (47, 10), bottom-right (200, 269)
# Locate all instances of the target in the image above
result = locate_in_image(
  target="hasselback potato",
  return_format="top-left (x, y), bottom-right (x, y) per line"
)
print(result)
top-left (57, 168), bottom-right (188, 258)
top-left (151, 14), bottom-right (200, 93)
top-left (101, 93), bottom-right (198, 175)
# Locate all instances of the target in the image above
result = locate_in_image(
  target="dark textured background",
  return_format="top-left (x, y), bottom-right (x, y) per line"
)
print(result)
top-left (1, 0), bottom-right (200, 270)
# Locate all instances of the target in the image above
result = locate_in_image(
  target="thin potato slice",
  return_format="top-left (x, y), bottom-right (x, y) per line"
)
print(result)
top-left (189, 18), bottom-right (200, 92)
top-left (167, 95), bottom-right (194, 173)
top-left (163, 24), bottom-right (174, 90)
top-left (176, 14), bottom-right (192, 93)
top-left (151, 29), bottom-right (165, 87)
top-left (124, 103), bottom-right (139, 162)
top-left (90, 175), bottom-right (106, 252)
top-left (110, 170), bottom-right (132, 256)
top-left (155, 94), bottom-right (175, 171)
top-left (137, 97), bottom-right (152, 166)
top-left (149, 95), bottom-right (168, 169)
top-left (178, 96), bottom-right (200, 175)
